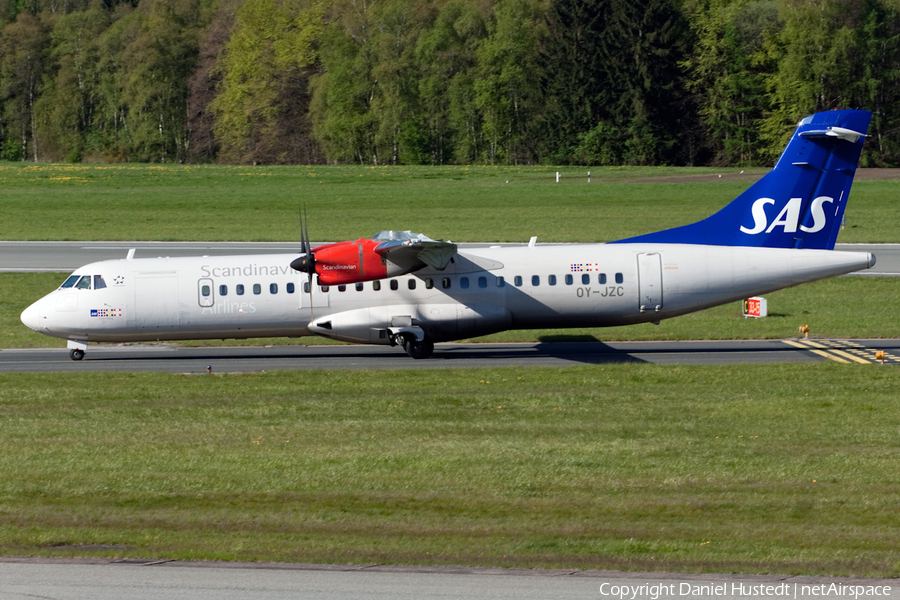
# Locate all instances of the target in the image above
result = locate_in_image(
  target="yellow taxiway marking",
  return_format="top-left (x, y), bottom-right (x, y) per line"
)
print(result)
top-left (826, 348), bottom-right (872, 364)
top-left (784, 340), bottom-right (899, 364)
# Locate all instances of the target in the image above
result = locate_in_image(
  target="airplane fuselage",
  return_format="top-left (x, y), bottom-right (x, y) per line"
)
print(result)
top-left (21, 243), bottom-right (874, 349)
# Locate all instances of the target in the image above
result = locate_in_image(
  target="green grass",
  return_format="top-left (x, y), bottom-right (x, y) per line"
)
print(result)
top-left (4, 273), bottom-right (899, 348)
top-left (0, 365), bottom-right (898, 575)
top-left (0, 163), bottom-right (897, 243)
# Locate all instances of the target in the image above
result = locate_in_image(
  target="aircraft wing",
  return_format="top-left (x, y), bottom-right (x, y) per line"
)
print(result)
top-left (372, 231), bottom-right (457, 271)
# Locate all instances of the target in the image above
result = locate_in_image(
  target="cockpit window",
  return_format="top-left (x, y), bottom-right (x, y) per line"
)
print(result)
top-left (60, 274), bottom-right (108, 290)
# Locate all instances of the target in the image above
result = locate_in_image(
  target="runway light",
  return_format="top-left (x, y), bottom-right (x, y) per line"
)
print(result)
top-left (799, 324), bottom-right (809, 338)
top-left (876, 350), bottom-right (885, 364)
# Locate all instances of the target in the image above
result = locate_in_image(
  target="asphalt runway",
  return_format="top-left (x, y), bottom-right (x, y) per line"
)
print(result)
top-left (3, 339), bottom-right (900, 372)
top-left (0, 559), bottom-right (896, 600)
top-left (1, 241), bottom-right (898, 275)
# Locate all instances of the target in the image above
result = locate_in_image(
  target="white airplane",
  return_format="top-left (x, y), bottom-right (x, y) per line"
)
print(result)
top-left (21, 110), bottom-right (876, 361)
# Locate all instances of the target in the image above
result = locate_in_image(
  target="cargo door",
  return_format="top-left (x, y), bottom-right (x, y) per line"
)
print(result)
top-left (637, 253), bottom-right (663, 313)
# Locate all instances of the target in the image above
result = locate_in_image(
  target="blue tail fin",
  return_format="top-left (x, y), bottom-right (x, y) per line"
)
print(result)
top-left (612, 110), bottom-right (872, 250)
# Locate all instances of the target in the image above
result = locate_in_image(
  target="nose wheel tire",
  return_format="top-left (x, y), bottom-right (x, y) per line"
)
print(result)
top-left (69, 348), bottom-right (85, 361)
top-left (400, 335), bottom-right (434, 359)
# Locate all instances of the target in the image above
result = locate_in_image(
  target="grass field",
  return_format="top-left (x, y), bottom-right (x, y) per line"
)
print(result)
top-left (0, 365), bottom-right (898, 576)
top-left (1, 163), bottom-right (898, 243)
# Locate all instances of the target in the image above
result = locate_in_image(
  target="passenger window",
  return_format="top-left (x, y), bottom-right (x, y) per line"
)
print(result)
top-left (599, 274), bottom-right (607, 284)
top-left (442, 278), bottom-right (451, 289)
top-left (425, 278), bottom-right (434, 289)
top-left (478, 276), bottom-right (487, 288)
top-left (532, 275), bottom-right (540, 286)
top-left (496, 276), bottom-right (505, 287)
top-left (514, 276), bottom-right (523, 287)
top-left (460, 277), bottom-right (469, 289)
top-left (201, 285), bottom-right (211, 296)
top-left (253, 284), bottom-right (261, 295)
top-left (60, 275), bottom-right (80, 288)
top-left (321, 286), bottom-right (330, 292)
top-left (582, 274), bottom-right (590, 285)
top-left (93, 275), bottom-right (107, 290)
top-left (565, 274), bottom-right (573, 285)
top-left (302, 282), bottom-right (309, 294)
top-left (338, 285), bottom-right (346, 292)
top-left (287, 282), bottom-right (295, 294)
top-left (616, 273), bottom-right (623, 284)
top-left (219, 285), bottom-right (228, 296)
top-left (270, 283), bottom-right (278, 294)
top-left (76, 276), bottom-right (92, 289)
top-left (356, 282), bottom-right (364, 291)
top-left (390, 280), bottom-right (399, 291)
top-left (373, 280), bottom-right (381, 291)
top-left (548, 275), bottom-right (557, 286)
top-left (237, 284), bottom-right (245, 295)
top-left (408, 279), bottom-right (416, 290)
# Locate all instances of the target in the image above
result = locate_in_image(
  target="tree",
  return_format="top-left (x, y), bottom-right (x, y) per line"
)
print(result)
top-left (116, 0), bottom-right (202, 162)
top-left (414, 0), bottom-right (489, 163)
top-left (0, 11), bottom-right (50, 161)
top-left (368, 0), bottom-right (432, 164)
top-left (310, 0), bottom-right (380, 163)
top-left (539, 0), bottom-right (694, 165)
top-left (685, 0), bottom-right (780, 165)
top-left (35, 5), bottom-right (109, 161)
top-left (474, 0), bottom-right (547, 164)
top-left (212, 0), bottom-right (325, 164)
top-left (856, 0), bottom-right (900, 166)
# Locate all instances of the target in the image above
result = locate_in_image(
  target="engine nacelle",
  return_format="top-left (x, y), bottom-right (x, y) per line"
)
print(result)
top-left (313, 239), bottom-right (400, 286)
top-left (292, 232), bottom-right (458, 286)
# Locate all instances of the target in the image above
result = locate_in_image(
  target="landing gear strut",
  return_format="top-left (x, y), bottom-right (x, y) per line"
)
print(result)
top-left (398, 334), bottom-right (434, 359)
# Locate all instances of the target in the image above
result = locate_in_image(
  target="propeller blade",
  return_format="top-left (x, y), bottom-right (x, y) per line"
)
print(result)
top-left (299, 205), bottom-right (308, 254)
top-left (302, 205), bottom-right (311, 255)
top-left (291, 205), bottom-right (315, 274)
top-left (292, 204), bottom-right (316, 320)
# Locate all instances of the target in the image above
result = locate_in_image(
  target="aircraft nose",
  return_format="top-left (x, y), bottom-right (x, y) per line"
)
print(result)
top-left (20, 301), bottom-right (44, 332)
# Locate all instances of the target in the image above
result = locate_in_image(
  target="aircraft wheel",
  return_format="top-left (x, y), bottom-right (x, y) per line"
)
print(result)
top-left (69, 348), bottom-right (85, 361)
top-left (401, 335), bottom-right (434, 359)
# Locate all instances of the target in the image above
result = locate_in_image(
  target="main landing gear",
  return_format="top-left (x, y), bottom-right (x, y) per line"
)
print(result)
top-left (395, 333), bottom-right (434, 359)
top-left (67, 340), bottom-right (87, 361)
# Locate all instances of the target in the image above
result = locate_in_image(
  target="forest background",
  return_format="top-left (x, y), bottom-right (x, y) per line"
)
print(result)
top-left (1, 0), bottom-right (898, 168)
